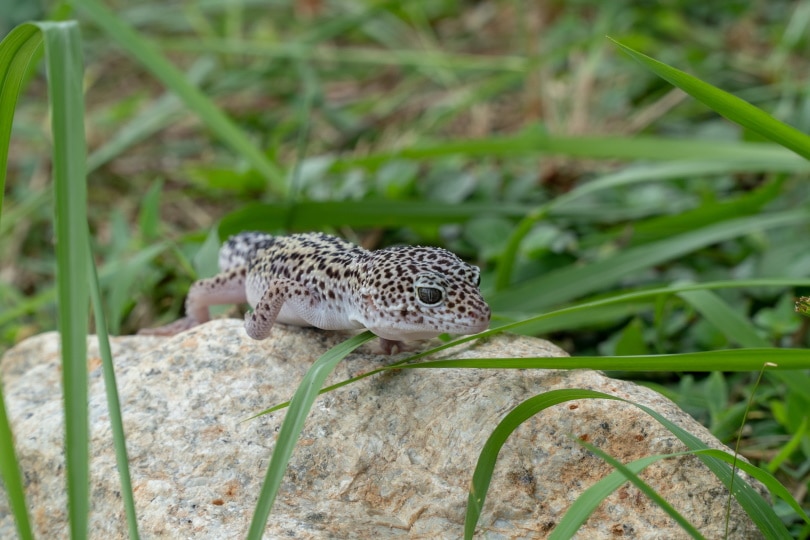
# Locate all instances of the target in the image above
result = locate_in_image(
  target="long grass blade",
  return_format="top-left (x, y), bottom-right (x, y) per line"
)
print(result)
top-left (550, 454), bottom-right (663, 539)
top-left (401, 348), bottom-right (810, 372)
top-left (465, 389), bottom-right (789, 538)
top-left (631, 397), bottom-right (790, 538)
top-left (553, 446), bottom-right (810, 538)
top-left (333, 132), bottom-right (805, 170)
top-left (574, 440), bottom-right (704, 539)
top-left (86, 236), bottom-right (140, 538)
top-left (246, 331), bottom-right (376, 539)
top-left (36, 20), bottom-right (91, 539)
top-left (610, 38), bottom-right (810, 161)
top-left (0, 23), bottom-right (42, 218)
top-left (0, 22), bottom-right (43, 540)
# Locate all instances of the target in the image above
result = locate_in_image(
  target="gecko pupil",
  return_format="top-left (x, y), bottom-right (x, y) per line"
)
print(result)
top-left (417, 286), bottom-right (443, 305)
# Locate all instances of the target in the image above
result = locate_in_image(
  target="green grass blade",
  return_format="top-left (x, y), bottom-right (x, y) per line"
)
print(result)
top-left (0, 23), bottom-right (42, 218)
top-left (34, 20), bottom-right (90, 539)
top-left (488, 210), bottom-right (809, 312)
top-left (554, 446), bottom-right (810, 538)
top-left (464, 389), bottom-right (602, 538)
top-left (246, 331), bottom-right (376, 539)
top-left (401, 349), bottom-right (810, 372)
top-left (610, 37), bottom-right (810, 161)
top-left (551, 454), bottom-right (664, 539)
top-left (68, 0), bottom-right (287, 194)
top-left (767, 417), bottom-right (808, 474)
top-left (162, 37), bottom-right (531, 72)
top-left (465, 389), bottom-right (790, 538)
top-left (694, 448), bottom-right (810, 525)
top-left (333, 132), bottom-right (806, 170)
top-left (86, 237), bottom-right (140, 538)
top-left (573, 441), bottom-right (705, 539)
top-left (249, 345), bottom-right (810, 419)
top-left (0, 22), bottom-right (44, 540)
top-left (630, 399), bottom-right (790, 538)
top-left (0, 383), bottom-right (32, 539)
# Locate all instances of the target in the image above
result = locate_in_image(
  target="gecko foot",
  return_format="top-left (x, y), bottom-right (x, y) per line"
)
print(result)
top-left (378, 338), bottom-right (408, 355)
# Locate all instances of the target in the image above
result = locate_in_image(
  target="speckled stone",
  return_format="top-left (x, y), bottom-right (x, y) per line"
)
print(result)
top-left (0, 320), bottom-right (764, 539)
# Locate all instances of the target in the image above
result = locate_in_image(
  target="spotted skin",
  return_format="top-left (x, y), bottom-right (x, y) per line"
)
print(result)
top-left (140, 232), bottom-right (491, 353)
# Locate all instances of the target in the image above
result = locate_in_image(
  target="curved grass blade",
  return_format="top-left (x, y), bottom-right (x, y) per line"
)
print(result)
top-left (610, 37), bottom-right (810, 161)
top-left (333, 132), bottom-right (804, 171)
top-left (554, 446), bottom-right (810, 538)
top-left (551, 453), bottom-right (669, 539)
top-left (0, 22), bottom-right (43, 540)
top-left (568, 441), bottom-right (704, 539)
top-left (0, 23), bottom-right (42, 217)
top-left (246, 331), bottom-right (376, 539)
top-left (632, 398), bottom-right (791, 538)
top-left (464, 389), bottom-right (790, 538)
top-left (464, 389), bottom-right (602, 538)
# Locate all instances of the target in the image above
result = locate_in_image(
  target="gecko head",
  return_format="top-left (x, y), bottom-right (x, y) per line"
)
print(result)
top-left (359, 245), bottom-right (491, 342)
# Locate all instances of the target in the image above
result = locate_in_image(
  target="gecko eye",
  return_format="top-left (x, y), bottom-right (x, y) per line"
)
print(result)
top-left (416, 286), bottom-right (444, 306)
top-left (414, 272), bottom-right (447, 307)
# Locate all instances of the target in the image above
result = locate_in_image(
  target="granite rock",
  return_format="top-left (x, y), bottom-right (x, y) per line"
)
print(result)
top-left (0, 319), bottom-right (764, 538)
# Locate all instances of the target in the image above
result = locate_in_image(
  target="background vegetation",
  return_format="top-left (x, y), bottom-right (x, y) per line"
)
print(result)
top-left (1, 0), bottom-right (809, 537)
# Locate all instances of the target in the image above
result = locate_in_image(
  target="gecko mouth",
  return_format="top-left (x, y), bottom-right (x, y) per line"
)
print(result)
top-left (371, 315), bottom-right (490, 341)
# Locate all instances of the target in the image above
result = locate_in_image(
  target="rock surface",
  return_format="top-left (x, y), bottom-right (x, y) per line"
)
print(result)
top-left (0, 319), bottom-right (764, 539)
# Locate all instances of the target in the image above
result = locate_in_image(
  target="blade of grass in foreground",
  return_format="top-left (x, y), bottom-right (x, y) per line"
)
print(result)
top-left (39, 20), bottom-right (91, 540)
top-left (464, 389), bottom-right (788, 539)
top-left (610, 37), bottom-right (810, 161)
top-left (554, 446), bottom-right (810, 539)
top-left (399, 348), bottom-right (810, 372)
top-left (0, 22), bottom-right (43, 540)
top-left (246, 331), bottom-right (376, 539)
top-left (0, 383), bottom-right (31, 538)
top-left (572, 441), bottom-right (704, 539)
top-left (86, 236), bottom-right (140, 539)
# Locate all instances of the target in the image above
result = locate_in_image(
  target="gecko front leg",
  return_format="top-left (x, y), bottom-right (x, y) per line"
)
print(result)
top-left (245, 278), bottom-right (328, 340)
